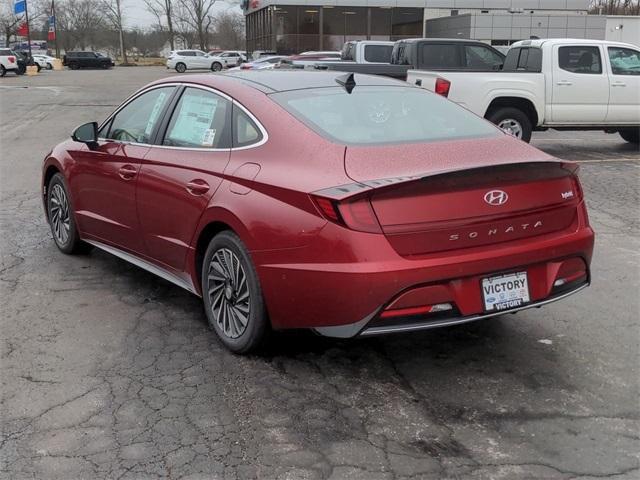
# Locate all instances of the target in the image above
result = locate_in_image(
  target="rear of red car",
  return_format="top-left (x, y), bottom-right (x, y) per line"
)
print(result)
top-left (255, 82), bottom-right (594, 337)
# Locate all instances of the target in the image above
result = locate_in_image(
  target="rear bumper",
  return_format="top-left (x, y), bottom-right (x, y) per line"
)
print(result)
top-left (254, 212), bottom-right (594, 333)
top-left (315, 280), bottom-right (588, 338)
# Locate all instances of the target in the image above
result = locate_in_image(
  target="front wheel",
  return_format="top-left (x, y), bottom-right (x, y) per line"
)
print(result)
top-left (211, 62), bottom-right (222, 72)
top-left (175, 62), bottom-right (186, 73)
top-left (47, 173), bottom-right (90, 254)
top-left (619, 127), bottom-right (639, 145)
top-left (487, 107), bottom-right (533, 143)
top-left (46, 62), bottom-right (53, 70)
top-left (202, 231), bottom-right (268, 354)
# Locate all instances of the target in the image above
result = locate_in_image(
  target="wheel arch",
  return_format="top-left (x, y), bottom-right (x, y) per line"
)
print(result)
top-left (189, 208), bottom-right (255, 295)
top-left (484, 96), bottom-right (539, 127)
top-left (42, 161), bottom-right (63, 220)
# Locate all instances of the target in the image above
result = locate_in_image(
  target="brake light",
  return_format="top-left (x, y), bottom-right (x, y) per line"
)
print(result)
top-left (8, 56), bottom-right (15, 63)
top-left (435, 77), bottom-right (451, 97)
top-left (311, 195), bottom-right (382, 233)
top-left (240, 64), bottom-right (252, 69)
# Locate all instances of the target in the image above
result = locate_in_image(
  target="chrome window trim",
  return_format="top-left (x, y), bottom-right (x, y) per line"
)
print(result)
top-left (97, 82), bottom-right (269, 152)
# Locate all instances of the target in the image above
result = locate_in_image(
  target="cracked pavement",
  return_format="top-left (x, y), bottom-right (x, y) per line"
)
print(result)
top-left (1, 68), bottom-right (639, 480)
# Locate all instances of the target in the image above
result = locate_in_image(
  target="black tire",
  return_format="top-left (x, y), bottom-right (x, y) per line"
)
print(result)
top-left (0, 65), bottom-right (5, 77)
top-left (16, 65), bottom-right (25, 75)
top-left (69, 63), bottom-right (79, 70)
top-left (487, 107), bottom-right (533, 143)
top-left (46, 62), bottom-right (53, 70)
top-left (619, 127), bottom-right (639, 145)
top-left (175, 62), bottom-right (186, 73)
top-left (36, 64), bottom-right (41, 72)
top-left (211, 62), bottom-right (222, 72)
top-left (201, 231), bottom-right (268, 354)
top-left (46, 173), bottom-right (91, 254)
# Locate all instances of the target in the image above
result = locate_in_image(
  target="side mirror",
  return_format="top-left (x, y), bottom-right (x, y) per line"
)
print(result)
top-left (72, 122), bottom-right (98, 149)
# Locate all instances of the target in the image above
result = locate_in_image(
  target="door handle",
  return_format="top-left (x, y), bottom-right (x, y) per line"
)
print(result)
top-left (611, 82), bottom-right (627, 87)
top-left (186, 179), bottom-right (210, 196)
top-left (556, 81), bottom-right (573, 86)
top-left (118, 164), bottom-right (137, 180)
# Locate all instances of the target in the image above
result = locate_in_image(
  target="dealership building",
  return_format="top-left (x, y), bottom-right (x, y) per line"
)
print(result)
top-left (242, 0), bottom-right (608, 54)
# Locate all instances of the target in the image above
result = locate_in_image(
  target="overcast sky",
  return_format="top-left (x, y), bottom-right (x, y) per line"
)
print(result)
top-left (125, 0), bottom-right (243, 29)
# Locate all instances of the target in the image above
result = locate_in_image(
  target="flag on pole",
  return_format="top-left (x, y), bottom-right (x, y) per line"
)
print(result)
top-left (48, 7), bottom-right (56, 41)
top-left (17, 21), bottom-right (29, 36)
top-left (14, 0), bottom-right (26, 14)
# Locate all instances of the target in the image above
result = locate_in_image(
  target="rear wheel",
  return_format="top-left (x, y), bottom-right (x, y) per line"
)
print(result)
top-left (211, 62), bottom-right (222, 72)
top-left (0, 65), bottom-right (5, 77)
top-left (47, 173), bottom-right (90, 254)
top-left (175, 62), bottom-right (186, 73)
top-left (69, 63), bottom-right (79, 70)
top-left (46, 62), bottom-right (53, 70)
top-left (487, 107), bottom-right (533, 143)
top-left (619, 127), bottom-right (639, 145)
top-left (202, 231), bottom-right (268, 354)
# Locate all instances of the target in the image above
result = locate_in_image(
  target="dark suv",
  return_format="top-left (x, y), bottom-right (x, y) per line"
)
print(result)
top-left (63, 51), bottom-right (114, 70)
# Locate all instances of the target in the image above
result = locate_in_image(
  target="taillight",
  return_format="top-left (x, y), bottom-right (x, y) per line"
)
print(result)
top-left (8, 56), bottom-right (15, 63)
top-left (240, 64), bottom-right (252, 69)
top-left (435, 77), bottom-right (450, 97)
top-left (311, 195), bottom-right (382, 233)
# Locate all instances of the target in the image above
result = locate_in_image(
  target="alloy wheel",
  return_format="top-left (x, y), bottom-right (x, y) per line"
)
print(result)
top-left (497, 119), bottom-right (523, 139)
top-left (207, 248), bottom-right (251, 339)
top-left (49, 183), bottom-right (71, 246)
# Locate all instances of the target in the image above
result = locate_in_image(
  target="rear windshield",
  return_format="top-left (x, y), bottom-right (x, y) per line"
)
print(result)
top-left (271, 86), bottom-right (499, 145)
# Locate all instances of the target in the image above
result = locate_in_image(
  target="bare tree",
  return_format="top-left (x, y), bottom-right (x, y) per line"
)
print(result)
top-left (101, 0), bottom-right (127, 63)
top-left (143, 0), bottom-right (175, 50)
top-left (0, 1), bottom-right (21, 46)
top-left (56, 0), bottom-right (106, 50)
top-left (211, 10), bottom-right (244, 49)
top-left (589, 0), bottom-right (640, 14)
top-left (175, 0), bottom-right (218, 50)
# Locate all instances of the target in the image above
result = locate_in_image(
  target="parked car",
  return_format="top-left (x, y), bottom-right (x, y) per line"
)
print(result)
top-left (341, 40), bottom-right (394, 63)
top-left (407, 38), bottom-right (640, 143)
top-left (33, 54), bottom-right (56, 70)
top-left (230, 55), bottom-right (286, 71)
top-left (0, 48), bottom-right (20, 76)
top-left (42, 71), bottom-right (594, 353)
top-left (13, 50), bottom-right (29, 74)
top-left (168, 50), bottom-right (246, 73)
top-left (319, 39), bottom-right (505, 79)
top-left (208, 51), bottom-right (247, 71)
top-left (63, 51), bottom-right (114, 69)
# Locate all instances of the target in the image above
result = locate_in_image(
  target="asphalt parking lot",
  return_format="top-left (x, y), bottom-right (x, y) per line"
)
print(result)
top-left (1, 67), bottom-right (639, 480)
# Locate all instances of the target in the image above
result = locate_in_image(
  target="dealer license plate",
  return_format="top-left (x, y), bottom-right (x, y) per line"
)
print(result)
top-left (482, 272), bottom-right (530, 312)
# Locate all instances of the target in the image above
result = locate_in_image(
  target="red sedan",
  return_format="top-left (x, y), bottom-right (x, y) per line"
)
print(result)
top-left (42, 71), bottom-right (594, 353)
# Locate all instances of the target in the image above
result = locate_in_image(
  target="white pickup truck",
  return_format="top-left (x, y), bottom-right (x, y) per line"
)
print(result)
top-left (407, 38), bottom-right (640, 144)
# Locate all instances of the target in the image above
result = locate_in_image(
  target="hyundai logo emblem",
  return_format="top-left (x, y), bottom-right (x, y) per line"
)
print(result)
top-left (484, 190), bottom-right (509, 206)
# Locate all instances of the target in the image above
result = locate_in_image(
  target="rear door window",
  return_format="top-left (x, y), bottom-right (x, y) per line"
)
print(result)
top-left (163, 88), bottom-right (231, 149)
top-left (364, 45), bottom-right (393, 63)
top-left (233, 107), bottom-right (263, 148)
top-left (559, 46), bottom-right (602, 74)
top-left (420, 44), bottom-right (462, 69)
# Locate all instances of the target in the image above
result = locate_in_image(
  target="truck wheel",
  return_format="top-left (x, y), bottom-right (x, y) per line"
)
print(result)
top-left (0, 65), bottom-right (5, 77)
top-left (487, 107), bottom-right (533, 143)
top-left (618, 128), bottom-right (639, 145)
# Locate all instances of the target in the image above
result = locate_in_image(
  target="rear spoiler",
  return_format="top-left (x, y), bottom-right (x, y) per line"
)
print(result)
top-left (313, 160), bottom-right (574, 201)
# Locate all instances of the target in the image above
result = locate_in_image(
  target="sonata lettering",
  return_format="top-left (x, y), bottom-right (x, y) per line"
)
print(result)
top-left (449, 221), bottom-right (544, 241)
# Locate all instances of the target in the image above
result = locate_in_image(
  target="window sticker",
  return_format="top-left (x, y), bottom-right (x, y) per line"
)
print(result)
top-left (202, 128), bottom-right (217, 146)
top-left (144, 91), bottom-right (168, 137)
top-left (168, 93), bottom-right (218, 146)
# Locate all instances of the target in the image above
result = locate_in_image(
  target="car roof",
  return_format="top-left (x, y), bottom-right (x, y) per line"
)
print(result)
top-left (511, 38), bottom-right (640, 49)
top-left (398, 38), bottom-right (490, 45)
top-left (219, 70), bottom-right (406, 93)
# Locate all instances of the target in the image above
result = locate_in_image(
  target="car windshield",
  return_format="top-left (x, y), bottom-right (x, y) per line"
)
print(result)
top-left (271, 86), bottom-right (500, 145)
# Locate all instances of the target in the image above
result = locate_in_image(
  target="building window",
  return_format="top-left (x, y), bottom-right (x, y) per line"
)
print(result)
top-left (451, 10), bottom-right (459, 16)
top-left (391, 8), bottom-right (423, 39)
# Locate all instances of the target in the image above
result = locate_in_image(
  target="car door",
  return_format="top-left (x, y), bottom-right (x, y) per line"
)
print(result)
top-left (551, 44), bottom-right (609, 124)
top-left (135, 86), bottom-right (232, 271)
top-left (605, 46), bottom-right (640, 124)
top-left (69, 86), bottom-right (177, 254)
top-left (194, 50), bottom-right (209, 69)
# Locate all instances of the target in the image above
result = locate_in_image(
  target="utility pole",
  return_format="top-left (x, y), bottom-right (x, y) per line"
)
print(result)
top-left (115, 0), bottom-right (127, 64)
top-left (24, 0), bottom-right (32, 59)
top-left (52, 0), bottom-right (59, 58)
